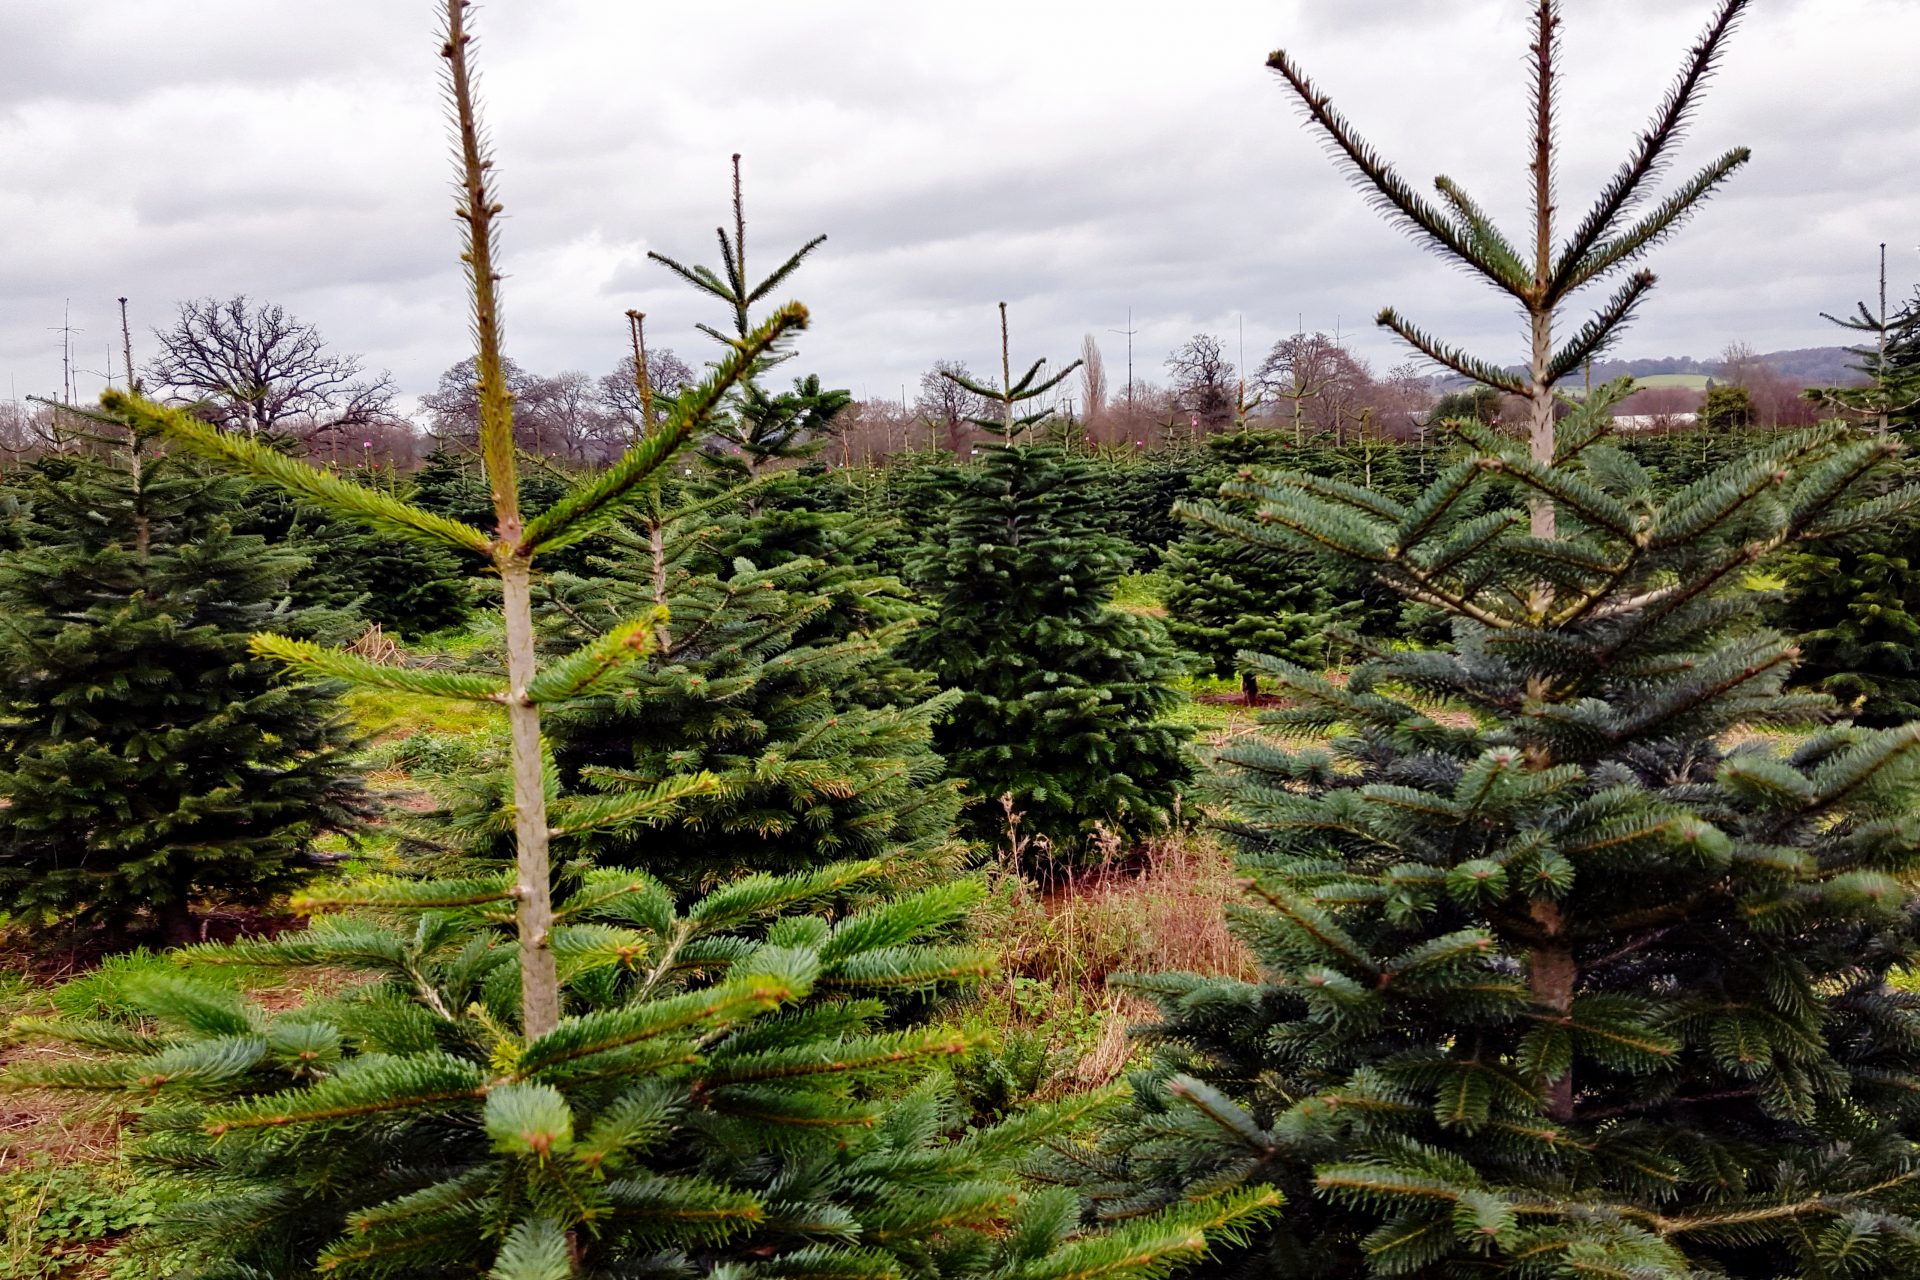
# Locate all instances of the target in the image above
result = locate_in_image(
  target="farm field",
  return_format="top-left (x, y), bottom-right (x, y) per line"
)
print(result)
top-left (6, 1), bottom-right (1920, 1277)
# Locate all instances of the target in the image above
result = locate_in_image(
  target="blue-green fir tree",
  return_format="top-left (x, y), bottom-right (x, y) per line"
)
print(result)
top-left (1059, 4), bottom-right (1920, 1275)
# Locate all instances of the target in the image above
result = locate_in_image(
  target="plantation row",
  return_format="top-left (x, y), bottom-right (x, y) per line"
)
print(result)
top-left (9, 1), bottom-right (1920, 1277)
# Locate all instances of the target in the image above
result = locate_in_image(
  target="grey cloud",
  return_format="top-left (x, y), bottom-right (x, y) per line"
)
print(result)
top-left (2, 0), bottom-right (1915, 416)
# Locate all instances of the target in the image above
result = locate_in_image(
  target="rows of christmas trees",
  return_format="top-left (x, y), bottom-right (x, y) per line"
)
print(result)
top-left (8, 0), bottom-right (1920, 1276)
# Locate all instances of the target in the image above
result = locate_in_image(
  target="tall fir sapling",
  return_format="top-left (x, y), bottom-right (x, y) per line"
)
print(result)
top-left (902, 306), bottom-right (1191, 855)
top-left (4, 6), bottom-right (1281, 1275)
top-left (0, 432), bottom-right (364, 946)
top-left (527, 165), bottom-right (958, 884)
top-left (1062, 3), bottom-right (1920, 1275)
top-left (1816, 274), bottom-right (1920, 433)
top-left (648, 154), bottom-right (851, 492)
top-left (643, 156), bottom-right (900, 659)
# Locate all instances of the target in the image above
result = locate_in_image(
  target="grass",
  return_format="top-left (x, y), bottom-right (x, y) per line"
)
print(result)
top-left (965, 830), bottom-right (1254, 1097)
top-left (1112, 570), bottom-right (1170, 616)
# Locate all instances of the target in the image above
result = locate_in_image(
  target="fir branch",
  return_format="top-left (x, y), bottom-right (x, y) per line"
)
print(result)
top-left (545, 772), bottom-right (722, 838)
top-left (249, 633), bottom-right (505, 702)
top-left (290, 875), bottom-right (515, 913)
top-left (746, 234), bottom-right (829, 307)
top-left (523, 613), bottom-right (663, 703)
top-left (1375, 311), bottom-right (1527, 394)
top-left (1561, 147), bottom-right (1752, 294)
top-left (1266, 51), bottom-right (1515, 298)
top-left (1433, 176), bottom-right (1531, 291)
top-left (1546, 271), bottom-right (1657, 383)
top-left (199, 1054), bottom-right (488, 1134)
top-left (101, 392), bottom-right (493, 556)
top-left (1550, 0), bottom-right (1752, 298)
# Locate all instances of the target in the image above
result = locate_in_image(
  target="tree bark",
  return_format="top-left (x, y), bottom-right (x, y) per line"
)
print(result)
top-left (1528, 897), bottom-right (1576, 1122)
top-left (157, 897), bottom-right (199, 948)
top-left (501, 557), bottom-right (560, 1039)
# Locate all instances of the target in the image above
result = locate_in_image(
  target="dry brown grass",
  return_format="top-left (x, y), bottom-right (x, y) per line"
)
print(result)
top-left (972, 828), bottom-right (1256, 1088)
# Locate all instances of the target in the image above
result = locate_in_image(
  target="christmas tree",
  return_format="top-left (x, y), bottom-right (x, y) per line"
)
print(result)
top-left (1059, 3), bottom-right (1920, 1274)
top-left (1771, 455), bottom-right (1920, 726)
top-left (902, 306), bottom-right (1191, 856)
top-left (1163, 434), bottom-right (1323, 701)
top-left (1817, 278), bottom-right (1920, 432)
top-left (0, 432), bottom-right (364, 945)
top-left (648, 154), bottom-right (850, 490)
top-left (1163, 473), bottom-right (1337, 702)
top-left (530, 498), bottom-right (965, 885)
top-left (240, 486), bottom-right (473, 637)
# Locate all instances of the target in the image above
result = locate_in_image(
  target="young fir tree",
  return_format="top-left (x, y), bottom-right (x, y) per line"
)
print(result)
top-left (7, 8), bottom-right (1279, 1275)
top-left (504, 165), bottom-right (956, 885)
top-left (1162, 475), bottom-right (1338, 703)
top-left (529, 497), bottom-right (966, 885)
top-left (648, 154), bottom-right (851, 495)
top-left (240, 486), bottom-right (473, 637)
top-left (1059, 4), bottom-right (1920, 1275)
top-left (1817, 277), bottom-right (1920, 433)
top-left (645, 155), bottom-right (896, 661)
top-left (0, 433), bottom-right (364, 946)
top-left (902, 306), bottom-right (1191, 856)
top-left (10, 862), bottom-right (1274, 1279)
top-left (1770, 450), bottom-right (1920, 727)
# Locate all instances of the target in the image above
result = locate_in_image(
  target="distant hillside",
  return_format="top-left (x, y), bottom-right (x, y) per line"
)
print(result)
top-left (1439, 345), bottom-right (1867, 391)
top-left (1588, 347), bottom-right (1866, 386)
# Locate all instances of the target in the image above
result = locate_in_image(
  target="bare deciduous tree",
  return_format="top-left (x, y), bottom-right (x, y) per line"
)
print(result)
top-left (1257, 332), bottom-right (1372, 443)
top-left (916, 359), bottom-right (988, 455)
top-left (1165, 334), bottom-right (1235, 435)
top-left (1078, 334), bottom-right (1107, 427)
top-left (597, 349), bottom-right (694, 437)
top-left (144, 296), bottom-right (399, 441)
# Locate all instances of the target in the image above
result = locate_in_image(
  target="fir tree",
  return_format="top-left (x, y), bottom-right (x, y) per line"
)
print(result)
top-left (1163, 476), bottom-right (1337, 703)
top-left (527, 496), bottom-right (965, 885)
top-left (239, 486), bottom-right (473, 637)
top-left (0, 433), bottom-right (364, 945)
top-left (1054, 4), bottom-right (1920, 1275)
top-left (902, 306), bottom-right (1191, 856)
top-left (648, 154), bottom-right (851, 491)
top-left (645, 157), bottom-right (878, 639)
top-left (1771, 455), bottom-right (1920, 726)
top-left (10, 860), bottom-right (1276, 1278)
top-left (1817, 278), bottom-right (1920, 432)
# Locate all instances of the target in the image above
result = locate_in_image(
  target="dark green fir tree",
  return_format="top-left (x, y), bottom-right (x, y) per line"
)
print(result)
top-left (529, 492), bottom-right (965, 886)
top-left (1163, 478), bottom-right (1337, 703)
top-left (1816, 271), bottom-right (1920, 432)
top-left (1771, 453), bottom-right (1920, 726)
top-left (239, 486), bottom-right (473, 637)
top-left (902, 306), bottom-right (1191, 856)
top-left (1060, 4), bottom-right (1920, 1275)
top-left (0, 430), bottom-right (365, 945)
top-left (1163, 434), bottom-right (1329, 700)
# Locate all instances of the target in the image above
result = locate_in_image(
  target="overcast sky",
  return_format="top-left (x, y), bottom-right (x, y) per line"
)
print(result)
top-left (3, 0), bottom-right (1915, 415)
